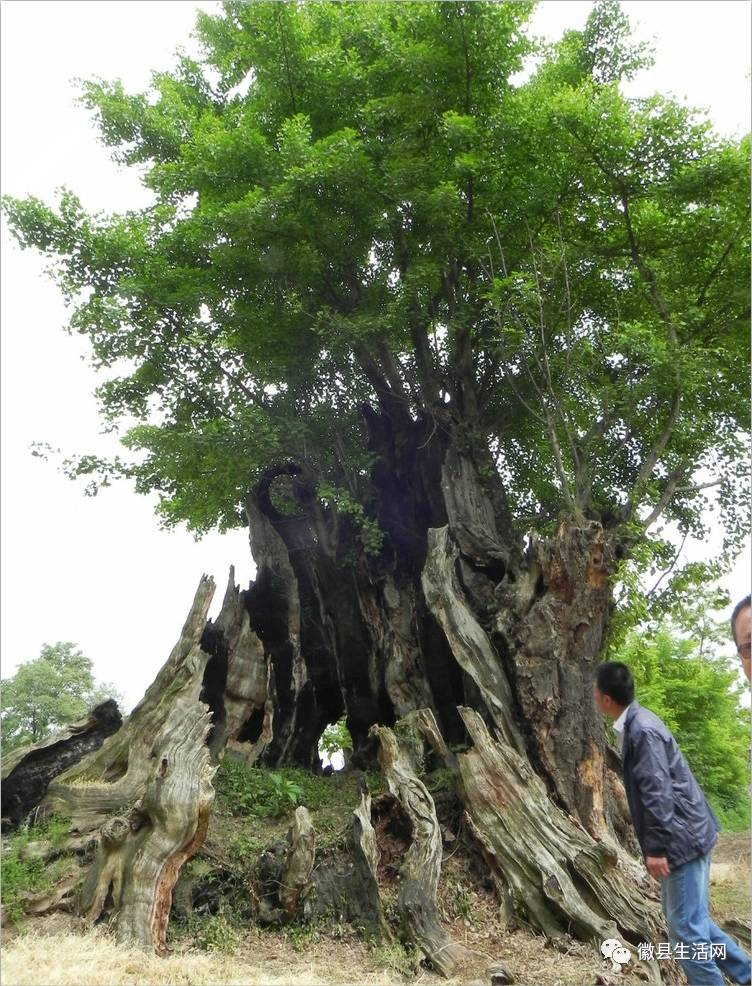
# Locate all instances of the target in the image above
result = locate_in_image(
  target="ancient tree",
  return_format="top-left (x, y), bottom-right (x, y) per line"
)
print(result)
top-left (3, 0), bottom-right (748, 971)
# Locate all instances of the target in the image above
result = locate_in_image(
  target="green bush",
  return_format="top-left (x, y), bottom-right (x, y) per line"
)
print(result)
top-left (193, 908), bottom-right (242, 953)
top-left (1, 816), bottom-right (72, 923)
top-left (215, 759), bottom-right (329, 817)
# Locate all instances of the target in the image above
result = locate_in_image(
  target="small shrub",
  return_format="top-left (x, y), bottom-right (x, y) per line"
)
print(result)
top-left (230, 833), bottom-right (265, 862)
top-left (193, 908), bottom-right (242, 954)
top-left (215, 759), bottom-right (354, 817)
top-left (284, 921), bottom-right (320, 953)
top-left (1, 816), bottom-right (71, 923)
top-left (370, 940), bottom-right (421, 977)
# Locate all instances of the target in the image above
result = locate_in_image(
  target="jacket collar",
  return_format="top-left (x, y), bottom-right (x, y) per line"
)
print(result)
top-left (624, 700), bottom-right (641, 729)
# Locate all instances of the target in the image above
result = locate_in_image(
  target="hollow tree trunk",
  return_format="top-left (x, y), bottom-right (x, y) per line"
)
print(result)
top-left (16, 401), bottom-right (668, 969)
top-left (222, 403), bottom-right (666, 967)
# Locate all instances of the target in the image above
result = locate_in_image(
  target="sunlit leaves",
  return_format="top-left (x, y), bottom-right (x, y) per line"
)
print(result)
top-left (1, 0), bottom-right (748, 567)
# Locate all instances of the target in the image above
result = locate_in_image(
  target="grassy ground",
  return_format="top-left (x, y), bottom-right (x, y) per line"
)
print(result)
top-left (709, 830), bottom-right (751, 927)
top-left (2, 758), bottom-right (748, 986)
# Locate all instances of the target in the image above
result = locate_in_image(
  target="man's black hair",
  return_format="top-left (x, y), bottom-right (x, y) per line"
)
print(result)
top-left (730, 594), bottom-right (751, 646)
top-left (595, 661), bottom-right (635, 707)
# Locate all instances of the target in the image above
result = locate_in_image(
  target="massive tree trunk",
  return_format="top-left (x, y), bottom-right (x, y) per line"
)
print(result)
top-left (221, 403), bottom-right (664, 967)
top-left (14, 402), bottom-right (666, 975)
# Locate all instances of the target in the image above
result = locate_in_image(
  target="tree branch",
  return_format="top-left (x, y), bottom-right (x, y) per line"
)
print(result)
top-left (642, 463), bottom-right (691, 530)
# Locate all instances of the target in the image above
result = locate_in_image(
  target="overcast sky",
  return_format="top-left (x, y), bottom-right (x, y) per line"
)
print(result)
top-left (1, 1), bottom-right (750, 711)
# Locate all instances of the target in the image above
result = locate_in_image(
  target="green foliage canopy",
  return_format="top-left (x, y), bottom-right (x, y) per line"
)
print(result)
top-left (3, 2), bottom-right (749, 573)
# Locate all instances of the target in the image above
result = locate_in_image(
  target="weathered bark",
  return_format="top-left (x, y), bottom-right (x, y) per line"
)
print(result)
top-left (255, 806), bottom-right (315, 924)
top-left (1, 700), bottom-right (122, 830)
top-left (304, 789), bottom-right (386, 937)
top-left (10, 577), bottom-right (218, 952)
top-left (455, 707), bottom-right (661, 954)
top-left (370, 721), bottom-right (477, 977)
top-left (43, 576), bottom-right (217, 834)
top-left (79, 701), bottom-right (215, 952)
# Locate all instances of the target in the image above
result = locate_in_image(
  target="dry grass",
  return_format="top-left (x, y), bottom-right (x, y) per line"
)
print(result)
top-left (3, 831), bottom-right (747, 986)
top-left (710, 831), bottom-right (752, 926)
top-left (0, 929), bottom-right (406, 986)
top-left (0, 921), bottom-right (654, 986)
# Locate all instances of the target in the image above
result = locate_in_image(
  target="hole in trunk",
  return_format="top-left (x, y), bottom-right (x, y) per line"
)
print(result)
top-left (236, 707), bottom-right (265, 744)
top-left (371, 792), bottom-right (414, 885)
top-left (199, 622), bottom-right (229, 749)
top-left (318, 718), bottom-right (352, 773)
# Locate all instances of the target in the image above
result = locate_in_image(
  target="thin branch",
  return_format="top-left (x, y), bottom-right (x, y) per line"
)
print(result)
top-left (634, 390), bottom-right (681, 491)
top-left (695, 222), bottom-right (746, 307)
top-left (524, 221), bottom-right (583, 494)
top-left (645, 531), bottom-right (688, 599)
top-left (642, 464), bottom-right (691, 530)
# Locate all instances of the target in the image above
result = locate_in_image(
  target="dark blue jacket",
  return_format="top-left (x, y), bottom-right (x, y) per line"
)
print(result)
top-left (621, 701), bottom-right (720, 869)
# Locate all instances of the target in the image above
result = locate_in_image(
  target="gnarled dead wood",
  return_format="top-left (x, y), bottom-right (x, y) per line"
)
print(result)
top-left (456, 706), bottom-right (662, 981)
top-left (1, 700), bottom-right (122, 830)
top-left (7, 576), bottom-right (223, 952)
top-left (255, 806), bottom-right (316, 925)
top-left (370, 722), bottom-right (477, 977)
top-left (42, 576), bottom-right (216, 835)
top-left (280, 806), bottom-right (315, 919)
top-left (80, 699), bottom-right (215, 952)
top-left (421, 526), bottom-right (526, 754)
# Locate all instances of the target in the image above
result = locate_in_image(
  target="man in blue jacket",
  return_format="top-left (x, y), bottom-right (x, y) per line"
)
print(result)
top-left (594, 661), bottom-right (751, 986)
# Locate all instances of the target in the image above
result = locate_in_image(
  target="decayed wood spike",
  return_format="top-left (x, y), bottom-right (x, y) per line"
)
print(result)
top-left (255, 807), bottom-right (315, 925)
top-left (81, 699), bottom-right (215, 953)
top-left (202, 567), bottom-right (269, 761)
top-left (350, 788), bottom-right (388, 935)
top-left (455, 707), bottom-right (663, 966)
top-left (421, 526), bottom-right (526, 755)
top-left (352, 788), bottom-right (380, 889)
top-left (43, 575), bottom-right (216, 834)
top-left (1, 700), bottom-right (123, 830)
top-left (370, 722), bottom-right (477, 978)
top-left (280, 806), bottom-right (315, 919)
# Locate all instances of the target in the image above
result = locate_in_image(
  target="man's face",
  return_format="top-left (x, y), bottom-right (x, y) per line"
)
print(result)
top-left (593, 683), bottom-right (619, 719)
top-left (735, 603), bottom-right (751, 682)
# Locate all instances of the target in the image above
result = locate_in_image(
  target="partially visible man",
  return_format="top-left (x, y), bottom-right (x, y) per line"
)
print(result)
top-left (731, 594), bottom-right (751, 682)
top-left (594, 661), bottom-right (752, 986)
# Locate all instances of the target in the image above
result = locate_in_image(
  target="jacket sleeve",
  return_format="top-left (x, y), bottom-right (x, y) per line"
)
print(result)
top-left (630, 729), bottom-right (675, 856)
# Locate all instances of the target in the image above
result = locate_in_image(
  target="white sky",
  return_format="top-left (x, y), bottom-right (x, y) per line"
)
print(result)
top-left (1, 1), bottom-right (750, 712)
